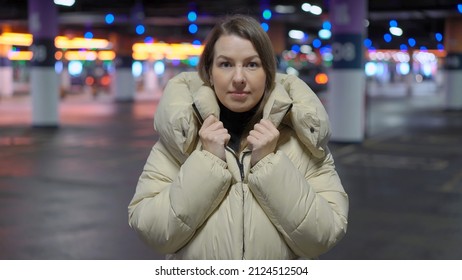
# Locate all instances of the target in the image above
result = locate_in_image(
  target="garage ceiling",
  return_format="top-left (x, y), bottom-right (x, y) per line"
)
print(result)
top-left (0, 0), bottom-right (460, 50)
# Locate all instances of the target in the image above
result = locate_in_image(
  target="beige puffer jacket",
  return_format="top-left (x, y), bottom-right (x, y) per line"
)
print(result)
top-left (128, 72), bottom-right (348, 259)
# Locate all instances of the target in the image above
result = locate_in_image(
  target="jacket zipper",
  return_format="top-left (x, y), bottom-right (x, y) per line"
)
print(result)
top-left (226, 147), bottom-right (251, 259)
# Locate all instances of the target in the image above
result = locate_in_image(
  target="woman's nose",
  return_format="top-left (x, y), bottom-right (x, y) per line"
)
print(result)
top-left (233, 66), bottom-right (245, 85)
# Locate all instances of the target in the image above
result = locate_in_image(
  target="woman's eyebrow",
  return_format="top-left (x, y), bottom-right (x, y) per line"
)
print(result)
top-left (215, 54), bottom-right (260, 60)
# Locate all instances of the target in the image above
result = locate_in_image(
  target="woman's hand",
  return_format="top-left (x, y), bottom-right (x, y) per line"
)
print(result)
top-left (247, 119), bottom-right (279, 166)
top-left (199, 115), bottom-right (230, 161)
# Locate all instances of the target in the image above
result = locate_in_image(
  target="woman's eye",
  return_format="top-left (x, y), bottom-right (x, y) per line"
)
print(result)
top-left (247, 62), bottom-right (259, 69)
top-left (219, 62), bottom-right (231, 68)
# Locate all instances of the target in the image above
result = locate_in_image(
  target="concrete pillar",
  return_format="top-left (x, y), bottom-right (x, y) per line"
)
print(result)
top-left (444, 17), bottom-right (462, 110)
top-left (328, 0), bottom-right (367, 142)
top-left (0, 44), bottom-right (13, 97)
top-left (109, 33), bottom-right (136, 102)
top-left (28, 0), bottom-right (59, 127)
top-left (60, 61), bottom-right (71, 94)
top-left (143, 60), bottom-right (157, 93)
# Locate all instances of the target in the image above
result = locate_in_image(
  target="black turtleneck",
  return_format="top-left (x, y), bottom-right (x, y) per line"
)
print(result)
top-left (219, 102), bottom-right (258, 152)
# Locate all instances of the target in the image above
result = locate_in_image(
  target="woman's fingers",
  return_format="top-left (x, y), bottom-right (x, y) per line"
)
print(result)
top-left (199, 115), bottom-right (230, 160)
top-left (247, 119), bottom-right (279, 166)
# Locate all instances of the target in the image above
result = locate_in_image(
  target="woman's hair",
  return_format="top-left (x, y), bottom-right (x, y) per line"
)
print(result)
top-left (198, 14), bottom-right (277, 152)
top-left (198, 14), bottom-right (276, 93)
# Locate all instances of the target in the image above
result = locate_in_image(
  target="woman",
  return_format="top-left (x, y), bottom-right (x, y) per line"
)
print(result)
top-left (128, 14), bottom-right (348, 260)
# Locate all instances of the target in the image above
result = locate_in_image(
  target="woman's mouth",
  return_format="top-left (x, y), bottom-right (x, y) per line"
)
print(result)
top-left (229, 91), bottom-right (249, 100)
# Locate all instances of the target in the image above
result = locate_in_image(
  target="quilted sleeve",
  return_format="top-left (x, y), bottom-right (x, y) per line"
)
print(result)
top-left (247, 149), bottom-right (348, 259)
top-left (128, 142), bottom-right (232, 254)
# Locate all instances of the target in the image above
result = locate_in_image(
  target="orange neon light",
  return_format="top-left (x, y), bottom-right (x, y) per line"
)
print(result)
top-left (85, 76), bottom-right (95, 86)
top-left (55, 51), bottom-right (63, 60)
top-left (0, 32), bottom-right (33, 46)
top-left (97, 51), bottom-right (116, 61)
top-left (315, 73), bottom-right (328, 84)
top-left (100, 76), bottom-right (111, 86)
top-left (55, 36), bottom-right (110, 49)
top-left (64, 50), bottom-right (97, 61)
top-left (7, 50), bottom-right (33, 60)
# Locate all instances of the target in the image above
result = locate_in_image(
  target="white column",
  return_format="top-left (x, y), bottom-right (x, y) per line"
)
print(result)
top-left (112, 67), bottom-right (136, 102)
top-left (328, 70), bottom-right (366, 141)
top-left (328, 0), bottom-right (367, 142)
top-left (0, 66), bottom-right (13, 97)
top-left (30, 68), bottom-right (59, 125)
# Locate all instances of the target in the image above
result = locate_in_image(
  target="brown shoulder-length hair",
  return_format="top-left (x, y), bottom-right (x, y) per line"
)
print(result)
top-left (197, 14), bottom-right (277, 151)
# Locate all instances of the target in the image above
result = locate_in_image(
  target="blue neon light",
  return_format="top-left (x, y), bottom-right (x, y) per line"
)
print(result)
top-left (435, 33), bottom-right (443, 42)
top-left (312, 39), bottom-right (321, 48)
top-left (105, 14), bottom-right (114, 24)
top-left (136, 25), bottom-right (145, 35)
top-left (189, 24), bottom-right (198, 34)
top-left (364, 38), bottom-right (372, 48)
top-left (384, 33), bottom-right (392, 43)
top-left (262, 9), bottom-right (272, 20)
top-left (188, 11), bottom-right (197, 22)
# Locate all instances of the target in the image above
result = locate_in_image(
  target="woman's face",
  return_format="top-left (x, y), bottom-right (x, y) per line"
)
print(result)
top-left (210, 35), bottom-right (266, 113)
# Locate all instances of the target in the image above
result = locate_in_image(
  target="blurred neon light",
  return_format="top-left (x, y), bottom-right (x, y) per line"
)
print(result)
top-left (365, 62), bottom-right (377, 76)
top-left (105, 14), bottom-right (115, 24)
top-left (384, 33), bottom-right (392, 42)
top-left (397, 62), bottom-right (410, 75)
top-left (154, 61), bottom-right (165, 75)
top-left (435, 33), bottom-right (443, 42)
top-left (136, 25), bottom-right (145, 35)
top-left (62, 50), bottom-right (115, 61)
top-left (132, 42), bottom-right (204, 60)
top-left (318, 29), bottom-right (331, 39)
top-left (389, 20), bottom-right (398, 27)
top-left (315, 73), bottom-right (328, 84)
top-left (262, 9), bottom-right (272, 20)
top-left (55, 36), bottom-right (110, 49)
top-left (54, 0), bottom-right (75, 7)
top-left (7, 50), bottom-right (33, 60)
top-left (288, 30), bottom-right (305, 40)
top-left (0, 32), bottom-right (33, 46)
top-left (188, 11), bottom-right (197, 22)
top-left (132, 61), bottom-right (143, 77)
top-left (312, 39), bottom-right (321, 48)
top-left (389, 27), bottom-right (403, 36)
top-left (408, 38), bottom-right (416, 47)
top-left (97, 51), bottom-right (116, 61)
top-left (68, 61), bottom-right (83, 76)
top-left (310, 5), bottom-right (323, 15)
top-left (364, 38), bottom-right (372, 48)
top-left (1, 33), bottom-right (110, 50)
top-left (65, 50), bottom-right (98, 61)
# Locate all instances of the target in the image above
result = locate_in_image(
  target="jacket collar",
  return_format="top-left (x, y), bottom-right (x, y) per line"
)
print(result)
top-left (192, 82), bottom-right (293, 129)
top-left (155, 72), bottom-right (329, 162)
